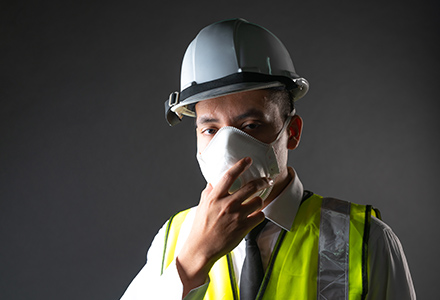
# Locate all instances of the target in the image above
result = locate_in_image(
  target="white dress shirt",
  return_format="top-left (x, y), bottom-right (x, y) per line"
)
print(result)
top-left (120, 168), bottom-right (416, 299)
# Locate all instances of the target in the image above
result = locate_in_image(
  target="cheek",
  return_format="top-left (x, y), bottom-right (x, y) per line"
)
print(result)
top-left (273, 135), bottom-right (289, 164)
top-left (196, 135), bottom-right (210, 154)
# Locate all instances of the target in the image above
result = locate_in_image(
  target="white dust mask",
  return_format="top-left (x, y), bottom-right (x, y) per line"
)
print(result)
top-left (196, 115), bottom-right (292, 201)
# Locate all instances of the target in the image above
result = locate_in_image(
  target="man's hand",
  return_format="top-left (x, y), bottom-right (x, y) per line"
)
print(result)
top-left (176, 157), bottom-right (272, 297)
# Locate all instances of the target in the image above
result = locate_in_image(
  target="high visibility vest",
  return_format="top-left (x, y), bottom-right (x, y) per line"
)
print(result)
top-left (161, 193), bottom-right (379, 300)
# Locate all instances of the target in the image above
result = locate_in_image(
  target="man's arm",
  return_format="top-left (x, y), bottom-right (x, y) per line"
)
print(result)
top-left (121, 157), bottom-right (272, 299)
top-left (367, 216), bottom-right (416, 299)
top-left (176, 157), bottom-right (272, 298)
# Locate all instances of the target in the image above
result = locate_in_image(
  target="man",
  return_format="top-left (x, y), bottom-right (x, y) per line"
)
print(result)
top-left (121, 18), bottom-right (415, 299)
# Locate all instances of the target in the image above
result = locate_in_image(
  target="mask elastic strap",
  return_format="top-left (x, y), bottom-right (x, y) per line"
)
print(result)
top-left (272, 108), bottom-right (296, 143)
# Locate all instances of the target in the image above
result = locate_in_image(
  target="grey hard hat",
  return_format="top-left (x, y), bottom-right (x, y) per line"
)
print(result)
top-left (165, 18), bottom-right (309, 126)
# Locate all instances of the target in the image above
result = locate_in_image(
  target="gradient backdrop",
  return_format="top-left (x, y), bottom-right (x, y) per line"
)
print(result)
top-left (1, 0), bottom-right (439, 299)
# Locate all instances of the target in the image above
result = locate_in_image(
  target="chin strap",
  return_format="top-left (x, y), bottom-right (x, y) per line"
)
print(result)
top-left (165, 92), bottom-right (182, 126)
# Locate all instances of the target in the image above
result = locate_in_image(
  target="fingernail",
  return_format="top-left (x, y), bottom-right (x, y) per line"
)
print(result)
top-left (244, 157), bottom-right (252, 164)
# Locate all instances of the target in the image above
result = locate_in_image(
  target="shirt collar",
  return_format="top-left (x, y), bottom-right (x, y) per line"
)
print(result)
top-left (262, 167), bottom-right (303, 231)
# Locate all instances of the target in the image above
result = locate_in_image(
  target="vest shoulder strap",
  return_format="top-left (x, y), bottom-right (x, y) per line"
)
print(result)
top-left (260, 195), bottom-right (377, 300)
top-left (160, 208), bottom-right (191, 275)
top-left (320, 197), bottom-right (377, 300)
top-left (160, 208), bottom-right (238, 300)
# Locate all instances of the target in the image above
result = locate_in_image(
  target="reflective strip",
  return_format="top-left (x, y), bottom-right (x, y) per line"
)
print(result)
top-left (318, 198), bottom-right (351, 300)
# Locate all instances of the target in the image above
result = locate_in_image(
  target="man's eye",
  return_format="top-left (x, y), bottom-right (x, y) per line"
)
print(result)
top-left (243, 123), bottom-right (259, 130)
top-left (202, 128), bottom-right (217, 135)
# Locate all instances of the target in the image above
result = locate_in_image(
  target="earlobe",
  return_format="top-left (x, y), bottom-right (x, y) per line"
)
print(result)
top-left (287, 115), bottom-right (303, 150)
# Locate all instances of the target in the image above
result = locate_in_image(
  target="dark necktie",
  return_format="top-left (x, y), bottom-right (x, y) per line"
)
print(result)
top-left (239, 219), bottom-right (268, 300)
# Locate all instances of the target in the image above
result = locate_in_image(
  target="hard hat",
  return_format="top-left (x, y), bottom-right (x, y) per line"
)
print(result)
top-left (164, 18), bottom-right (309, 126)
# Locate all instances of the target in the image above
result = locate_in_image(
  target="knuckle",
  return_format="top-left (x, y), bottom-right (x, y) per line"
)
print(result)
top-left (247, 181), bottom-right (259, 191)
top-left (222, 171), bottom-right (234, 182)
top-left (247, 179), bottom-right (265, 191)
top-left (254, 196), bottom-right (264, 206)
top-left (256, 178), bottom-right (269, 188)
top-left (224, 199), bottom-right (240, 213)
top-left (248, 197), bottom-right (263, 210)
top-left (238, 178), bottom-right (268, 197)
top-left (200, 189), bottom-right (209, 199)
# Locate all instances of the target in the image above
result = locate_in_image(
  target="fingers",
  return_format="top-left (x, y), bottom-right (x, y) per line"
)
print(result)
top-left (212, 157), bottom-right (252, 197)
top-left (201, 182), bottom-right (213, 198)
top-left (244, 209), bottom-right (266, 231)
top-left (213, 157), bottom-right (272, 198)
top-left (240, 196), bottom-right (264, 217)
top-left (232, 177), bottom-right (273, 203)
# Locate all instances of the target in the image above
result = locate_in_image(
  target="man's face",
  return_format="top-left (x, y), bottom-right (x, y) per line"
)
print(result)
top-left (195, 89), bottom-right (301, 184)
top-left (195, 89), bottom-right (285, 149)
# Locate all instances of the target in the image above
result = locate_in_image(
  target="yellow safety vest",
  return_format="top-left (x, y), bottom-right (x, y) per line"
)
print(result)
top-left (161, 193), bottom-right (379, 300)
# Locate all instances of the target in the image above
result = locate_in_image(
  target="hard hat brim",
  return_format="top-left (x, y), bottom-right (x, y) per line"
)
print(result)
top-left (172, 81), bottom-right (284, 117)
top-left (164, 73), bottom-right (309, 126)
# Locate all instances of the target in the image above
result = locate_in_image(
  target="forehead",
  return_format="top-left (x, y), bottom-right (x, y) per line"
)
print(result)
top-left (194, 89), bottom-right (282, 122)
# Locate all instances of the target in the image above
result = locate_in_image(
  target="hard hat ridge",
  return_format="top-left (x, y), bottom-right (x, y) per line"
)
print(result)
top-left (165, 18), bottom-right (309, 126)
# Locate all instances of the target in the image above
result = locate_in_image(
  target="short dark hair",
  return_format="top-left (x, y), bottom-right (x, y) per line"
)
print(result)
top-left (266, 87), bottom-right (295, 120)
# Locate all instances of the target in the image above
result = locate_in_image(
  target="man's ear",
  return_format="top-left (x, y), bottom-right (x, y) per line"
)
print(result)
top-left (287, 115), bottom-right (303, 150)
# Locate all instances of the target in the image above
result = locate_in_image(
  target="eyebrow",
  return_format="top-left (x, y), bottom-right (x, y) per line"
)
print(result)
top-left (233, 109), bottom-right (266, 122)
top-left (196, 109), bottom-right (266, 127)
top-left (196, 116), bottom-right (219, 127)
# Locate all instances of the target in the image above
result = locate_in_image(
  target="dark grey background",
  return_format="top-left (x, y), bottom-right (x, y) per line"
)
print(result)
top-left (1, 0), bottom-right (438, 299)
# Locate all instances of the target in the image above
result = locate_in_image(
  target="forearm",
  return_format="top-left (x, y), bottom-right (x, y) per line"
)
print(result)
top-left (176, 246), bottom-right (214, 298)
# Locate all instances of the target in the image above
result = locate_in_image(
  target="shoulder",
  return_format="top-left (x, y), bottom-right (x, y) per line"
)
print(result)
top-left (149, 206), bottom-right (198, 250)
top-left (369, 216), bottom-right (403, 250)
top-left (168, 206), bottom-right (197, 225)
top-left (367, 218), bottom-right (416, 298)
top-left (368, 216), bottom-right (410, 274)
top-left (147, 207), bottom-right (198, 262)
top-left (165, 206), bottom-right (198, 247)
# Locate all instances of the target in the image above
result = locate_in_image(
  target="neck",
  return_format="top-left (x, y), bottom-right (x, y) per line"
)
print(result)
top-left (262, 167), bottom-right (293, 209)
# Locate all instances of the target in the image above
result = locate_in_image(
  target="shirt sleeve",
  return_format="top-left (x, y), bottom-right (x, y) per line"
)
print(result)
top-left (367, 216), bottom-right (416, 300)
top-left (120, 217), bottom-right (209, 300)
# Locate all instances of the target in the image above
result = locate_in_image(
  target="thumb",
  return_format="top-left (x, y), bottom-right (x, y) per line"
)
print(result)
top-left (204, 182), bottom-right (213, 194)
top-left (200, 182), bottom-right (214, 199)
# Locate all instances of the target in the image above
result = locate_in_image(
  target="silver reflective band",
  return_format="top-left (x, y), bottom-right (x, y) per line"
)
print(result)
top-left (318, 198), bottom-right (351, 300)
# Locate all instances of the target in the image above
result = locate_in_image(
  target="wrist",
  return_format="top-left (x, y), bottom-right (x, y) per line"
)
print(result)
top-left (176, 249), bottom-right (213, 298)
top-left (177, 246), bottom-right (213, 277)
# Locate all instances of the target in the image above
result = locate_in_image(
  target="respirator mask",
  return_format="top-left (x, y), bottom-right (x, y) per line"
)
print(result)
top-left (196, 114), bottom-right (293, 201)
